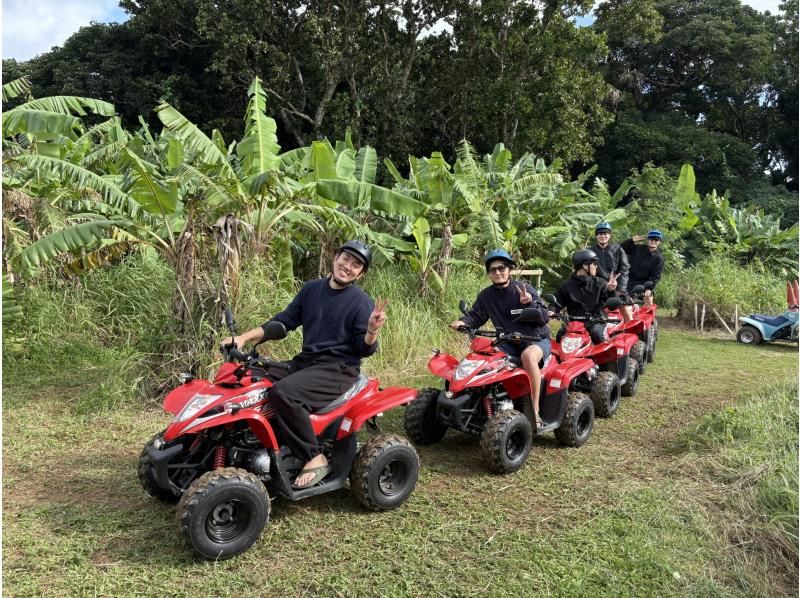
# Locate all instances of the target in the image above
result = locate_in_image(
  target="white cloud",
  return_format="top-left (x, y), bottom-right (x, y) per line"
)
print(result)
top-left (742, 0), bottom-right (783, 12)
top-left (2, 0), bottom-right (127, 61)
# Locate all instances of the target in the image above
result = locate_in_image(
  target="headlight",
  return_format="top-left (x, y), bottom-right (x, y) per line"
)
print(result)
top-left (174, 393), bottom-right (222, 423)
top-left (454, 358), bottom-right (483, 380)
top-left (561, 336), bottom-right (583, 353)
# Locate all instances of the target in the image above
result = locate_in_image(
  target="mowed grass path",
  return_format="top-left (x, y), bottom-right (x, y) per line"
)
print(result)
top-left (3, 322), bottom-right (798, 597)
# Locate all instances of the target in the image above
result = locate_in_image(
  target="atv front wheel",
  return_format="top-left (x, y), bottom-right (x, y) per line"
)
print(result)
top-left (736, 325), bottom-right (763, 345)
top-left (404, 388), bottom-right (448, 445)
top-left (480, 410), bottom-right (532, 474)
top-left (590, 371), bottom-right (621, 418)
top-left (138, 432), bottom-right (181, 503)
top-left (629, 340), bottom-right (647, 375)
top-left (555, 392), bottom-right (594, 447)
top-left (350, 434), bottom-right (419, 511)
top-left (621, 358), bottom-right (640, 397)
top-left (176, 467), bottom-right (269, 560)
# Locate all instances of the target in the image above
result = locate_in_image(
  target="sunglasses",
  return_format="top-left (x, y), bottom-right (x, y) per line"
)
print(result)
top-left (488, 265), bottom-right (508, 274)
top-left (648, 237), bottom-right (661, 242)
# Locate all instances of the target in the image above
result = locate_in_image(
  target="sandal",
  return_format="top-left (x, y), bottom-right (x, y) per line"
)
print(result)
top-left (535, 414), bottom-right (544, 429)
top-left (292, 464), bottom-right (332, 489)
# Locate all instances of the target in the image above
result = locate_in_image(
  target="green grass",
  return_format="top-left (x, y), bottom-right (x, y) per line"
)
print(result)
top-left (4, 316), bottom-right (798, 597)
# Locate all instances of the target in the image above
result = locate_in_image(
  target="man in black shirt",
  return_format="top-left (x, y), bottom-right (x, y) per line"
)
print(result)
top-left (591, 221), bottom-right (631, 321)
top-left (621, 230), bottom-right (665, 304)
top-left (450, 249), bottom-right (551, 428)
top-left (556, 249), bottom-right (619, 345)
top-left (222, 240), bottom-right (386, 489)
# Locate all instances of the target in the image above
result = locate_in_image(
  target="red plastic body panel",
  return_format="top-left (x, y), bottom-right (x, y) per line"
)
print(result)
top-left (328, 385), bottom-right (419, 440)
top-left (163, 379), bottom-right (213, 415)
top-left (213, 362), bottom-right (242, 385)
top-left (544, 357), bottom-right (596, 395)
top-left (428, 353), bottom-right (459, 381)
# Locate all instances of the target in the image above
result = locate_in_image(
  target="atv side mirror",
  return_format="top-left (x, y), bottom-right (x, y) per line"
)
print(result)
top-left (261, 320), bottom-right (288, 341)
top-left (224, 307), bottom-right (237, 334)
top-left (458, 299), bottom-right (470, 316)
top-left (604, 297), bottom-right (623, 309)
top-left (514, 307), bottom-right (545, 325)
top-left (543, 293), bottom-right (558, 306)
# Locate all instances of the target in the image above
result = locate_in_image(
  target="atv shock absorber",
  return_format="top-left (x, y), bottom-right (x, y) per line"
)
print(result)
top-left (213, 445), bottom-right (227, 469)
top-left (482, 394), bottom-right (493, 418)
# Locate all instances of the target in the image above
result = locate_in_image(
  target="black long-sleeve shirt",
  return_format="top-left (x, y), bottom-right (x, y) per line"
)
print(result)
top-left (592, 242), bottom-right (630, 293)
top-left (460, 281), bottom-right (551, 340)
top-left (264, 277), bottom-right (377, 367)
top-left (555, 274), bottom-right (613, 317)
top-left (621, 239), bottom-right (664, 288)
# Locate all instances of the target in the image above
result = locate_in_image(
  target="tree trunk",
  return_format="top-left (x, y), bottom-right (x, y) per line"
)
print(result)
top-left (434, 223), bottom-right (454, 288)
top-left (213, 213), bottom-right (241, 309)
top-left (172, 207), bottom-right (197, 332)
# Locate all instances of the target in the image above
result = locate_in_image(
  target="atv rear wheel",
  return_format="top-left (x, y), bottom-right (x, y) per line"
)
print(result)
top-left (176, 467), bottom-right (269, 560)
top-left (138, 432), bottom-right (181, 503)
top-left (646, 320), bottom-right (658, 362)
top-left (404, 388), bottom-right (447, 445)
top-left (629, 340), bottom-right (647, 375)
top-left (590, 371), bottom-right (621, 418)
top-left (736, 325), bottom-right (763, 345)
top-left (480, 410), bottom-right (532, 474)
top-left (622, 358), bottom-right (640, 397)
top-left (555, 392), bottom-right (594, 447)
top-left (350, 434), bottom-right (419, 511)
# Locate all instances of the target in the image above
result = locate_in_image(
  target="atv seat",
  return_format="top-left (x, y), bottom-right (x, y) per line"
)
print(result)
top-left (315, 374), bottom-right (369, 414)
top-left (751, 314), bottom-right (789, 327)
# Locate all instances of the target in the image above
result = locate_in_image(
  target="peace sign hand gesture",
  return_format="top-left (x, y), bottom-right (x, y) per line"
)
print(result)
top-left (517, 284), bottom-right (532, 305)
top-left (367, 297), bottom-right (389, 334)
top-left (607, 272), bottom-right (619, 291)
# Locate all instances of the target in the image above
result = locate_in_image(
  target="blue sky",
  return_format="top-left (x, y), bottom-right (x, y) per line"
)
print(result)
top-left (1, 0), bottom-right (787, 62)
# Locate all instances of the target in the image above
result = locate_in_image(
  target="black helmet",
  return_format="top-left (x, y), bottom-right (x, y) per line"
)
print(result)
top-left (484, 248), bottom-right (516, 272)
top-left (337, 240), bottom-right (372, 272)
top-left (572, 249), bottom-right (599, 270)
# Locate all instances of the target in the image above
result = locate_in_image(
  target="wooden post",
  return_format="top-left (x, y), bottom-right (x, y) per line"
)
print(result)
top-left (700, 304), bottom-right (706, 332)
top-left (734, 305), bottom-right (739, 332)
top-left (711, 307), bottom-right (734, 336)
top-left (694, 302), bottom-right (698, 329)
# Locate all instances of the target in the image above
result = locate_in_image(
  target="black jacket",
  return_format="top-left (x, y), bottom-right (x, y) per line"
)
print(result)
top-left (461, 281), bottom-right (551, 340)
top-left (621, 239), bottom-right (664, 288)
top-left (591, 242), bottom-right (630, 294)
top-left (555, 274), bottom-right (613, 317)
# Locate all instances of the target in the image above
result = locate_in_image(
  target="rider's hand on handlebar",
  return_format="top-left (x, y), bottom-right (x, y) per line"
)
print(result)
top-left (450, 319), bottom-right (466, 330)
top-left (220, 335), bottom-right (242, 350)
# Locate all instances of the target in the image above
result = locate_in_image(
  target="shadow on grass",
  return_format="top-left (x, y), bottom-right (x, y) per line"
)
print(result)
top-left (703, 337), bottom-right (799, 352)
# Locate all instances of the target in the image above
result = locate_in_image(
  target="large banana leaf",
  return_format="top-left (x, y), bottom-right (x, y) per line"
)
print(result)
top-left (2, 76), bottom-right (31, 102)
top-left (2, 109), bottom-right (80, 138)
top-left (237, 77), bottom-right (281, 177)
top-left (302, 140), bottom-right (337, 183)
top-left (336, 148), bottom-right (356, 180)
top-left (63, 240), bottom-right (138, 276)
top-left (355, 147), bottom-right (377, 184)
top-left (155, 101), bottom-right (237, 183)
top-left (14, 154), bottom-right (143, 219)
top-left (14, 219), bottom-right (120, 274)
top-left (315, 180), bottom-right (427, 219)
top-left (13, 96), bottom-right (114, 117)
top-left (123, 149), bottom-right (179, 216)
top-left (2, 273), bottom-right (23, 326)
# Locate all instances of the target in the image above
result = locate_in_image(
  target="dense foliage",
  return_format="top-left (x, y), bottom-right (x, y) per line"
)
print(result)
top-left (3, 0), bottom-right (797, 201)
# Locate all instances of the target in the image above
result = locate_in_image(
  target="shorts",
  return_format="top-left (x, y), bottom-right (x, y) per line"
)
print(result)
top-left (497, 337), bottom-right (551, 366)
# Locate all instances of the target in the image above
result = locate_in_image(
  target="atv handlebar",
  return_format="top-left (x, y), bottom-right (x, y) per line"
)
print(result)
top-left (457, 326), bottom-right (542, 345)
top-left (221, 344), bottom-right (284, 371)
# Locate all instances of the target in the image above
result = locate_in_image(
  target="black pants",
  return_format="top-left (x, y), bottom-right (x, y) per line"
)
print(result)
top-left (268, 353), bottom-right (359, 462)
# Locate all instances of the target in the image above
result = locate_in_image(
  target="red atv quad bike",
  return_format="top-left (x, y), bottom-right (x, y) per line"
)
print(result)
top-left (138, 309), bottom-right (420, 560)
top-left (404, 302), bottom-right (599, 474)
top-left (604, 283), bottom-right (658, 372)
top-left (544, 295), bottom-right (641, 419)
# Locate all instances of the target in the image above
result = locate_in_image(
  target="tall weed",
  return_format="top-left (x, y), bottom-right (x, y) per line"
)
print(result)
top-left (661, 256), bottom-right (787, 324)
top-left (679, 378), bottom-right (799, 591)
